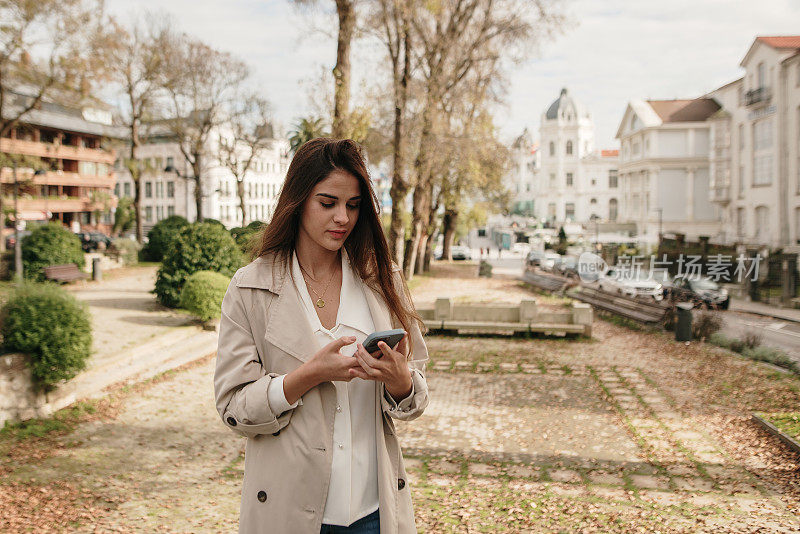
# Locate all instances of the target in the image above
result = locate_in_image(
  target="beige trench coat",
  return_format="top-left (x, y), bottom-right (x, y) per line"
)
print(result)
top-left (214, 252), bottom-right (429, 534)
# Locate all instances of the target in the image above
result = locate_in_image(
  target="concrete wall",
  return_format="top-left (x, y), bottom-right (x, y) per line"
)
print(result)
top-left (0, 353), bottom-right (76, 426)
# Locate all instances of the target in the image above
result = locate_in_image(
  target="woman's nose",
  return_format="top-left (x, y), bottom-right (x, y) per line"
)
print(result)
top-left (333, 206), bottom-right (349, 224)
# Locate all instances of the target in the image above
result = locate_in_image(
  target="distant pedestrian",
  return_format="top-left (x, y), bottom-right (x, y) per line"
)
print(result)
top-left (215, 138), bottom-right (429, 534)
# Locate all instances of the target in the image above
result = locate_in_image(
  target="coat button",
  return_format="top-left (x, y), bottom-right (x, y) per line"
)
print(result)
top-left (397, 478), bottom-right (405, 490)
top-left (226, 416), bottom-right (237, 426)
top-left (272, 430), bottom-right (280, 436)
top-left (257, 490), bottom-right (267, 502)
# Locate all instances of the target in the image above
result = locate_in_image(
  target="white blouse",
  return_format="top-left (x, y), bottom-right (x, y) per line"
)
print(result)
top-left (266, 249), bottom-right (414, 526)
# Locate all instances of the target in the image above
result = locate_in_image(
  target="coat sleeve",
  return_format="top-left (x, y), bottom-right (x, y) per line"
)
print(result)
top-left (379, 266), bottom-right (430, 422)
top-left (214, 273), bottom-right (296, 439)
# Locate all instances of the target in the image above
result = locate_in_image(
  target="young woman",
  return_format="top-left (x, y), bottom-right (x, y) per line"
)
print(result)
top-left (214, 138), bottom-right (429, 534)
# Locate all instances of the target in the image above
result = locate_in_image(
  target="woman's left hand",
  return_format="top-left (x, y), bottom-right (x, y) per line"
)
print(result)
top-left (349, 334), bottom-right (413, 399)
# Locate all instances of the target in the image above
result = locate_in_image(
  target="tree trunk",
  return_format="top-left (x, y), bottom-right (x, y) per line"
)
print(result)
top-left (388, 15), bottom-right (411, 265)
top-left (404, 103), bottom-right (435, 278)
top-left (130, 126), bottom-right (143, 243)
top-left (414, 233), bottom-right (428, 276)
top-left (442, 208), bottom-right (457, 261)
top-left (423, 233), bottom-right (434, 271)
top-left (332, 0), bottom-right (355, 139)
top-left (193, 154), bottom-right (203, 221)
top-left (237, 178), bottom-right (246, 226)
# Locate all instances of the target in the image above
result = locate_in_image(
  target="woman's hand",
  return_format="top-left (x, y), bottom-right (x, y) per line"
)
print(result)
top-left (307, 336), bottom-right (363, 383)
top-left (349, 334), bottom-right (413, 400)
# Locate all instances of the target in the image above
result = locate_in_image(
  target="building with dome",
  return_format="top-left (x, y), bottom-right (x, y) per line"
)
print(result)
top-left (507, 128), bottom-right (538, 216)
top-left (535, 88), bottom-right (619, 224)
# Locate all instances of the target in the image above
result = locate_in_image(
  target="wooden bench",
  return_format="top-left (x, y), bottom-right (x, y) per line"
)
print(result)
top-left (44, 263), bottom-right (89, 283)
top-left (569, 285), bottom-right (669, 325)
top-left (520, 270), bottom-right (571, 293)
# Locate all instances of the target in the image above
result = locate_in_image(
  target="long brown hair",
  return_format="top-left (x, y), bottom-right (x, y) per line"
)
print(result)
top-left (253, 138), bottom-right (425, 349)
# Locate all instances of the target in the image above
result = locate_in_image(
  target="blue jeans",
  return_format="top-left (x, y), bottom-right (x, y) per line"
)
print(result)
top-left (320, 509), bottom-right (379, 533)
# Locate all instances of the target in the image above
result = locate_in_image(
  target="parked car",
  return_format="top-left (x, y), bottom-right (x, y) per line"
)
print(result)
top-left (511, 242), bottom-right (530, 255)
top-left (555, 255), bottom-right (579, 279)
top-left (598, 268), bottom-right (664, 301)
top-left (525, 250), bottom-right (546, 268)
top-left (666, 275), bottom-right (730, 309)
top-left (5, 229), bottom-right (32, 250)
top-left (539, 252), bottom-right (562, 271)
top-left (450, 245), bottom-right (472, 260)
top-left (75, 231), bottom-right (112, 252)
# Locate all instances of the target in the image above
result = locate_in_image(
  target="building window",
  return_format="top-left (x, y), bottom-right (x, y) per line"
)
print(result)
top-left (114, 183), bottom-right (120, 197)
top-left (566, 172), bottom-right (573, 186)
top-left (752, 119), bottom-right (773, 186)
top-left (609, 169), bottom-right (618, 188)
top-left (549, 173), bottom-right (555, 186)
top-left (609, 198), bottom-right (618, 221)
top-left (145, 206), bottom-right (153, 222)
top-left (566, 140), bottom-right (573, 155)
top-left (590, 198), bottom-right (597, 205)
top-left (757, 62), bottom-right (766, 88)
top-left (549, 142), bottom-right (555, 156)
top-left (565, 202), bottom-right (575, 221)
top-left (167, 181), bottom-right (175, 198)
top-left (737, 208), bottom-right (746, 237)
top-left (525, 183), bottom-right (530, 192)
top-left (547, 202), bottom-right (556, 220)
top-left (166, 156), bottom-right (174, 169)
top-left (755, 205), bottom-right (769, 242)
top-left (156, 181), bottom-right (163, 198)
top-left (145, 181), bottom-right (152, 198)
top-left (632, 142), bottom-right (640, 156)
top-left (591, 178), bottom-right (596, 186)
top-left (168, 205), bottom-right (175, 217)
top-left (124, 182), bottom-right (131, 197)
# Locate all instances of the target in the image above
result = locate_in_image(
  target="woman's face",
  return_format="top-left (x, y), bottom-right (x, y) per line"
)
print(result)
top-left (298, 169), bottom-right (362, 253)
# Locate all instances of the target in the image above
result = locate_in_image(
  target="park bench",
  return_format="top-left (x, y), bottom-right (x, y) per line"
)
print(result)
top-left (520, 270), bottom-right (571, 293)
top-left (569, 285), bottom-right (669, 325)
top-left (44, 263), bottom-right (89, 283)
top-left (419, 298), bottom-right (592, 337)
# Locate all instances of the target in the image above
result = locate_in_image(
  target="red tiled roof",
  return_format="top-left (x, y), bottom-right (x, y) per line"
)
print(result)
top-left (601, 149), bottom-right (618, 157)
top-left (646, 98), bottom-right (721, 123)
top-left (756, 36), bottom-right (800, 49)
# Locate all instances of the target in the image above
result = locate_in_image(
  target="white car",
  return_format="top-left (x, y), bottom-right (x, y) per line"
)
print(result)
top-left (598, 268), bottom-right (664, 301)
top-left (540, 252), bottom-right (562, 271)
top-left (450, 245), bottom-right (472, 260)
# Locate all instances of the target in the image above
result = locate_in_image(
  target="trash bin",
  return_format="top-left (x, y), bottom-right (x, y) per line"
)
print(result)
top-left (675, 303), bottom-right (693, 342)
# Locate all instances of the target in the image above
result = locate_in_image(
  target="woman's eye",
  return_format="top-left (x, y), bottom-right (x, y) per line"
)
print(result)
top-left (321, 203), bottom-right (334, 208)
top-left (347, 204), bottom-right (360, 210)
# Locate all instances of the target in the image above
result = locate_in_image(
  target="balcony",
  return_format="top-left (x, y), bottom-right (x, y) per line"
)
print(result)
top-left (744, 87), bottom-right (772, 107)
top-left (3, 195), bottom-right (117, 213)
top-left (0, 168), bottom-right (115, 188)
top-left (0, 137), bottom-right (116, 165)
top-left (710, 184), bottom-right (730, 204)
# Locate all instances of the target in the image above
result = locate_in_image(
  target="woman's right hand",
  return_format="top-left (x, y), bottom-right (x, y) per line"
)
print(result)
top-left (308, 336), bottom-right (362, 383)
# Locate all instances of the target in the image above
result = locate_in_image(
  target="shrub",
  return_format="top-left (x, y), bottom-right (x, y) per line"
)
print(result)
top-left (692, 311), bottom-right (723, 341)
top-left (179, 270), bottom-right (231, 321)
top-left (478, 260), bottom-right (493, 278)
top-left (708, 332), bottom-right (732, 349)
top-left (743, 330), bottom-right (762, 350)
top-left (154, 222), bottom-right (242, 308)
top-left (20, 222), bottom-right (84, 282)
top-left (742, 346), bottom-right (798, 373)
top-left (201, 218), bottom-right (225, 227)
top-left (229, 225), bottom-right (262, 256)
top-left (141, 215), bottom-right (189, 262)
top-left (109, 237), bottom-right (141, 265)
top-left (0, 283), bottom-right (92, 390)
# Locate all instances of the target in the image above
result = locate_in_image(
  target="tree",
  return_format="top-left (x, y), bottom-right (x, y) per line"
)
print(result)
top-left (288, 116), bottom-right (328, 153)
top-left (109, 13), bottom-right (173, 244)
top-left (162, 34), bottom-right (249, 221)
top-left (217, 95), bottom-right (275, 225)
top-left (0, 0), bottom-right (112, 251)
top-left (113, 196), bottom-right (136, 235)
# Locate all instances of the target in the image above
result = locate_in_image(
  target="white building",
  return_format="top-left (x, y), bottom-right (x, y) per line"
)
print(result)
top-left (615, 98), bottom-right (723, 248)
top-left (115, 126), bottom-right (289, 233)
top-left (707, 36), bottom-right (800, 248)
top-left (508, 128), bottom-right (538, 216)
top-left (535, 88), bottom-right (620, 224)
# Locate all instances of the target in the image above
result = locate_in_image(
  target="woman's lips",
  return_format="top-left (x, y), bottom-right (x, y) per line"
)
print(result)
top-left (328, 230), bottom-right (346, 239)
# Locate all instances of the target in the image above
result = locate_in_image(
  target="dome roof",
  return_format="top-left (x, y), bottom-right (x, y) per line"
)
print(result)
top-left (544, 88), bottom-right (586, 121)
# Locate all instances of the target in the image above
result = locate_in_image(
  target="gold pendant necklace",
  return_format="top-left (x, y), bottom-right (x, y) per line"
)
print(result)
top-left (300, 262), bottom-right (336, 309)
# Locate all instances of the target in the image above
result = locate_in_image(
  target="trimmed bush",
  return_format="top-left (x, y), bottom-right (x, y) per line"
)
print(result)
top-left (692, 311), bottom-right (722, 341)
top-left (141, 215), bottom-right (190, 262)
top-left (20, 223), bottom-right (85, 282)
top-left (109, 237), bottom-right (141, 265)
top-left (229, 223), bottom-right (264, 256)
top-left (180, 270), bottom-right (231, 321)
top-left (201, 218), bottom-right (225, 227)
top-left (708, 332), bottom-right (732, 349)
top-left (0, 283), bottom-right (92, 390)
top-left (478, 260), bottom-right (493, 278)
top-left (742, 346), bottom-right (798, 373)
top-left (154, 222), bottom-right (242, 308)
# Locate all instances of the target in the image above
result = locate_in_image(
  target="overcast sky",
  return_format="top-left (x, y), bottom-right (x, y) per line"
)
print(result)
top-left (105, 0), bottom-right (800, 149)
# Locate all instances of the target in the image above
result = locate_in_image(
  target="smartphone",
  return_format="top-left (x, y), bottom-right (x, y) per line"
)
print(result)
top-left (362, 328), bottom-right (406, 357)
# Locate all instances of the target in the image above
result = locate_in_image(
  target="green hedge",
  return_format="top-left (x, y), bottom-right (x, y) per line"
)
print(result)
top-left (0, 284), bottom-right (92, 390)
top-left (154, 222), bottom-right (241, 308)
top-left (141, 215), bottom-right (190, 262)
top-left (180, 270), bottom-right (231, 321)
top-left (110, 237), bottom-right (141, 265)
top-left (20, 223), bottom-right (84, 282)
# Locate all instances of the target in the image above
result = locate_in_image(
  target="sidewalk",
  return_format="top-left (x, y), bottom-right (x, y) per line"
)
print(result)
top-left (62, 264), bottom-right (218, 399)
top-left (729, 298), bottom-right (800, 324)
